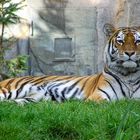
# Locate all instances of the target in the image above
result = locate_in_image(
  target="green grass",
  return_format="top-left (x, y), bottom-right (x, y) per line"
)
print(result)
top-left (0, 100), bottom-right (140, 140)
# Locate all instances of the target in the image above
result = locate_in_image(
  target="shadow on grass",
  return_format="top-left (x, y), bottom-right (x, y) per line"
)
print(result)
top-left (48, 124), bottom-right (79, 140)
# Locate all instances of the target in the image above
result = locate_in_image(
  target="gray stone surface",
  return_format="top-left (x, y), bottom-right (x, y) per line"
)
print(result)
top-left (7, 0), bottom-right (140, 76)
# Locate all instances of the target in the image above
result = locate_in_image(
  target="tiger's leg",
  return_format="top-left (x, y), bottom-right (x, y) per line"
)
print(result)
top-left (14, 90), bottom-right (45, 105)
top-left (14, 93), bottom-right (44, 105)
top-left (86, 95), bottom-right (107, 102)
top-left (14, 98), bottom-right (35, 105)
top-left (85, 90), bottom-right (110, 102)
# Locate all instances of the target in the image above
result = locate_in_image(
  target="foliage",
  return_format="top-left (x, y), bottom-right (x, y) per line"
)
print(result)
top-left (0, 0), bottom-right (24, 25)
top-left (0, 0), bottom-right (25, 46)
top-left (0, 0), bottom-right (27, 79)
top-left (0, 100), bottom-right (139, 140)
top-left (6, 55), bottom-right (28, 77)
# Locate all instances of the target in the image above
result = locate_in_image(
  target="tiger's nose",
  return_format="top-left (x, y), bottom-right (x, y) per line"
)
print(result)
top-left (124, 52), bottom-right (135, 57)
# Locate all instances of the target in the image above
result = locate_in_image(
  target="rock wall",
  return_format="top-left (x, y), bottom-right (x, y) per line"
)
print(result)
top-left (15, 0), bottom-right (140, 75)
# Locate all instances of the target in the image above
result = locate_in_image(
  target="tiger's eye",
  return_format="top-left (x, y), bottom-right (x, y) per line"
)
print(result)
top-left (135, 40), bottom-right (140, 45)
top-left (117, 40), bottom-right (124, 45)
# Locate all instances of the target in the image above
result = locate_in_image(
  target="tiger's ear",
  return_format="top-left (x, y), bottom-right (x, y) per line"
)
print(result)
top-left (103, 23), bottom-right (116, 38)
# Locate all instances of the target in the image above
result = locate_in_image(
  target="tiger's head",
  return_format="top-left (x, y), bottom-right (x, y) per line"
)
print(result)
top-left (104, 24), bottom-right (140, 76)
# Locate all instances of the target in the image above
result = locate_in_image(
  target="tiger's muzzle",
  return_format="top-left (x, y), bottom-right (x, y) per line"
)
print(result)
top-left (120, 51), bottom-right (138, 68)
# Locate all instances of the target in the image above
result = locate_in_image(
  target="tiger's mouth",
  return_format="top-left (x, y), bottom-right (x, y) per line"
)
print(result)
top-left (115, 53), bottom-right (140, 68)
top-left (122, 60), bottom-right (137, 68)
top-left (116, 59), bottom-right (138, 68)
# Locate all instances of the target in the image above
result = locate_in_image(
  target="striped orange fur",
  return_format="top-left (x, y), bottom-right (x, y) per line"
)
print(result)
top-left (1, 24), bottom-right (140, 104)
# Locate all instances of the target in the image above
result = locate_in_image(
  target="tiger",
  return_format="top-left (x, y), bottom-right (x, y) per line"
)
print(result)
top-left (0, 24), bottom-right (140, 105)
